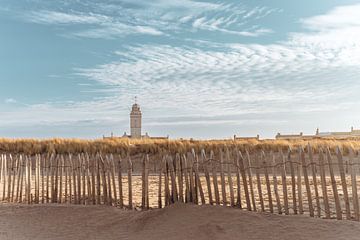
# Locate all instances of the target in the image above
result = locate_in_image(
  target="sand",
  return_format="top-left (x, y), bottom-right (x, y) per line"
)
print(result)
top-left (1, 203), bottom-right (360, 240)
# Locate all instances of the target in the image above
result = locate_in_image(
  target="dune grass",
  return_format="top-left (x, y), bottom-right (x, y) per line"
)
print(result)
top-left (0, 137), bottom-right (360, 155)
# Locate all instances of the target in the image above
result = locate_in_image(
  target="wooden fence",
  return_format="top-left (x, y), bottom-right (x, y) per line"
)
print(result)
top-left (1, 145), bottom-right (360, 221)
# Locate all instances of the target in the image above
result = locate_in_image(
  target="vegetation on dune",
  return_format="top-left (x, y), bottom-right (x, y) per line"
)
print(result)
top-left (0, 137), bottom-right (360, 155)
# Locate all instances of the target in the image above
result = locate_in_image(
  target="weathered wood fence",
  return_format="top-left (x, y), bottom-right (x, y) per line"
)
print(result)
top-left (1, 145), bottom-right (360, 221)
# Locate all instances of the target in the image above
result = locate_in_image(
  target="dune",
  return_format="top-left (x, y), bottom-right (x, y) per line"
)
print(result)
top-left (0, 203), bottom-right (360, 240)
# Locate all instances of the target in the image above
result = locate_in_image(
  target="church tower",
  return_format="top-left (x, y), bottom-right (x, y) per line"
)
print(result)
top-left (130, 97), bottom-right (142, 138)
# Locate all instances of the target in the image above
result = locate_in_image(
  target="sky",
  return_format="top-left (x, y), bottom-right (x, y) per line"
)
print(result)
top-left (1, 0), bottom-right (360, 139)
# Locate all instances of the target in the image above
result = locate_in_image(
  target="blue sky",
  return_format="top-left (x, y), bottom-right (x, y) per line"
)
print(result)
top-left (1, 0), bottom-right (360, 139)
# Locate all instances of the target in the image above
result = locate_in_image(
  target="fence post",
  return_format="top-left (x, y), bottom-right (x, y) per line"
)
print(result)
top-left (182, 154), bottom-right (190, 203)
top-left (319, 149), bottom-right (330, 218)
top-left (336, 147), bottom-right (351, 220)
top-left (202, 150), bottom-right (213, 205)
top-left (300, 147), bottom-right (314, 217)
top-left (220, 149), bottom-right (227, 206)
top-left (127, 154), bottom-right (133, 209)
top-left (233, 149), bottom-right (242, 208)
top-left (349, 148), bottom-right (359, 221)
top-left (238, 151), bottom-right (251, 211)
top-left (271, 151), bottom-right (282, 214)
top-left (288, 147), bottom-right (297, 214)
top-left (158, 155), bottom-right (163, 209)
top-left (246, 150), bottom-right (257, 211)
top-left (296, 149), bottom-right (303, 214)
top-left (211, 150), bottom-right (220, 205)
top-left (326, 148), bottom-right (342, 220)
top-left (255, 153), bottom-right (264, 212)
top-left (226, 148), bottom-right (235, 207)
top-left (176, 153), bottom-right (184, 203)
top-left (280, 149), bottom-right (289, 215)
top-left (262, 151), bottom-right (273, 213)
top-left (194, 152), bottom-right (205, 205)
top-left (308, 144), bottom-right (320, 218)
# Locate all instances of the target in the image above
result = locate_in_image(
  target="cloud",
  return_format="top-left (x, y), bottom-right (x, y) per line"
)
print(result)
top-left (5, 98), bottom-right (17, 104)
top-left (28, 10), bottom-right (110, 25)
top-left (300, 4), bottom-right (360, 31)
top-left (22, 1), bottom-right (278, 39)
top-left (290, 4), bottom-right (360, 50)
top-left (76, 3), bottom-right (360, 118)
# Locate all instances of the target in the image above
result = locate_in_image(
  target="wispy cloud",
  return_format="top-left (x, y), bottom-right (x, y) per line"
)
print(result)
top-left (75, 3), bottom-right (360, 118)
top-left (22, 1), bottom-right (278, 39)
top-left (5, 98), bottom-right (17, 104)
top-left (28, 10), bottom-right (110, 25)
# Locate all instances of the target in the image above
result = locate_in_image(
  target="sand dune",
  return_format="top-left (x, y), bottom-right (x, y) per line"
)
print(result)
top-left (0, 203), bottom-right (360, 240)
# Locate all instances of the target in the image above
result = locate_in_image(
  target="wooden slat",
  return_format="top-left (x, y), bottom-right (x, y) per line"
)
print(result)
top-left (27, 155), bottom-right (31, 204)
top-left (82, 155), bottom-right (87, 205)
top-left (319, 149), bottom-right (330, 219)
top-left (164, 156), bottom-right (170, 206)
top-left (78, 155), bottom-right (83, 205)
top-left (262, 151), bottom-right (273, 213)
top-left (54, 155), bottom-right (59, 203)
top-left (100, 155), bottom-right (108, 205)
top-left (168, 155), bottom-right (178, 203)
top-left (7, 154), bottom-right (12, 201)
top-left (176, 153), bottom-right (184, 203)
top-left (336, 147), bottom-right (351, 220)
top-left (194, 152), bottom-right (205, 205)
top-left (211, 150), bottom-right (220, 205)
top-left (158, 155), bottom-right (163, 208)
top-left (308, 144), bottom-right (321, 218)
top-left (127, 154), bottom-right (133, 209)
top-left (64, 155), bottom-right (68, 203)
top-left (19, 155), bottom-right (24, 203)
top-left (59, 155), bottom-right (63, 204)
top-left (182, 154), bottom-right (190, 203)
top-left (50, 155), bottom-right (55, 203)
top-left (10, 155), bottom-right (17, 203)
top-left (145, 154), bottom-right (150, 209)
top-left (202, 150), bottom-right (213, 205)
top-left (69, 155), bottom-right (73, 204)
top-left (300, 147), bottom-right (314, 217)
top-left (15, 155), bottom-right (22, 203)
top-left (110, 154), bottom-right (117, 207)
top-left (280, 149), bottom-right (289, 215)
top-left (326, 148), bottom-right (342, 220)
top-left (246, 150), bottom-right (257, 211)
top-left (288, 148), bottom-right (297, 214)
top-left (271, 151), bottom-right (282, 214)
top-left (349, 148), bottom-right (359, 221)
top-left (233, 149), bottom-right (242, 209)
top-left (297, 149), bottom-right (303, 214)
top-left (117, 156), bottom-right (123, 208)
top-left (106, 156), bottom-right (112, 206)
top-left (226, 148), bottom-right (235, 207)
top-left (10, 155), bottom-right (17, 202)
top-left (238, 151), bottom-right (251, 211)
top-left (255, 153), bottom-right (264, 212)
top-left (220, 149), bottom-right (227, 206)
top-left (2, 154), bottom-right (7, 201)
top-left (188, 152), bottom-right (196, 203)
top-left (142, 155), bottom-right (146, 209)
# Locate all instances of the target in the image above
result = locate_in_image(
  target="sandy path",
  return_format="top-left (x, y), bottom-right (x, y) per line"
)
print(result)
top-left (0, 203), bottom-right (360, 240)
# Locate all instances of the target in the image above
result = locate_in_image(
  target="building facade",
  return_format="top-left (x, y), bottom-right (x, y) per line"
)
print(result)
top-left (276, 127), bottom-right (360, 140)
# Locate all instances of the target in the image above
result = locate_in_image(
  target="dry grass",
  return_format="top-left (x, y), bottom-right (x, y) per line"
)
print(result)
top-left (1, 137), bottom-right (360, 155)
